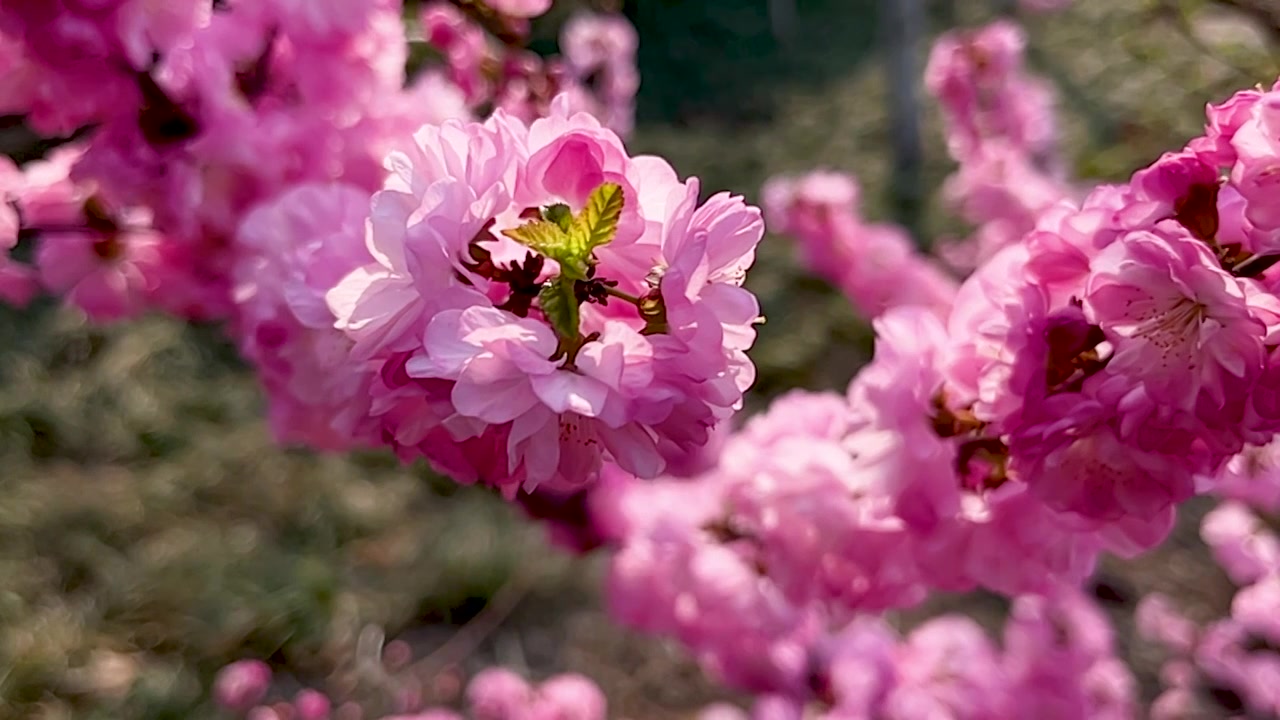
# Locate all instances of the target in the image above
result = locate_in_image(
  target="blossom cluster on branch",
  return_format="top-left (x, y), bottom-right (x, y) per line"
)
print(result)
top-left (0, 0), bottom-right (638, 324)
top-left (5, 1), bottom-right (1280, 718)
top-left (213, 658), bottom-right (607, 720)
top-left (520, 17), bottom-right (1280, 719)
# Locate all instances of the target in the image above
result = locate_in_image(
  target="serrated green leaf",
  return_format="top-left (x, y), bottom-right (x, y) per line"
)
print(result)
top-left (502, 220), bottom-right (570, 258)
top-left (570, 182), bottom-right (624, 255)
top-left (539, 277), bottom-right (579, 342)
top-left (503, 183), bottom-right (624, 282)
top-left (541, 203), bottom-right (574, 232)
top-left (503, 219), bottom-right (590, 280)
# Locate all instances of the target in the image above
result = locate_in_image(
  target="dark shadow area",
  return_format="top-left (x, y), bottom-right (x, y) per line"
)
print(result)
top-left (624, 0), bottom-right (881, 128)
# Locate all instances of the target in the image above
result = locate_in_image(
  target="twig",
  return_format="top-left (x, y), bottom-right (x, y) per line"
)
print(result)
top-left (1211, 0), bottom-right (1280, 46)
top-left (1021, 44), bottom-right (1121, 147)
top-left (1156, 0), bottom-right (1259, 79)
top-left (408, 570), bottom-right (536, 678)
top-left (446, 0), bottom-right (526, 47)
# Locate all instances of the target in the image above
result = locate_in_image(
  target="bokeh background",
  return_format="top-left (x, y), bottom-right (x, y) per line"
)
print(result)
top-left (1, 0), bottom-right (1277, 718)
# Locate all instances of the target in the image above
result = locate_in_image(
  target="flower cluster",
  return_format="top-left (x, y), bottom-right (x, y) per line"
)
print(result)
top-left (419, 2), bottom-right (638, 136)
top-left (1137, 504), bottom-right (1280, 718)
top-left (0, 1), bottom-right (658, 479)
top-left (695, 588), bottom-right (1134, 719)
top-left (509, 28), bottom-right (1280, 716)
top-left (213, 658), bottom-right (607, 720)
top-left (0, 0), bottom-right (468, 320)
top-left (761, 170), bottom-right (957, 320)
top-left (773, 45), bottom-right (1280, 579)
top-left (13, 5), bottom-right (1280, 719)
top-left (924, 20), bottom-right (1074, 270)
top-left (0, 0), bottom-right (641, 325)
top-left (324, 104), bottom-right (763, 491)
top-left (585, 381), bottom-right (1104, 694)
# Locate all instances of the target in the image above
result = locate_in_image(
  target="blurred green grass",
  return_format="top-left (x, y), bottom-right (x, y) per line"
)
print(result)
top-left (0, 1), bottom-right (1276, 718)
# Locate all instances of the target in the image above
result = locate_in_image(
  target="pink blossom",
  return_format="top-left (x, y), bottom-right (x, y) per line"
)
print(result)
top-left (697, 704), bottom-right (749, 720)
top-left (924, 20), bottom-right (1058, 162)
top-left (1196, 616), bottom-right (1280, 716)
top-left (913, 485), bottom-right (1102, 599)
top-left (421, 2), bottom-right (492, 104)
top-left (488, 0), bottom-right (553, 19)
top-left (21, 149), bottom-right (163, 322)
top-left (938, 140), bottom-right (1073, 269)
top-left (944, 243), bottom-right (1066, 431)
top-left (726, 427), bottom-right (926, 614)
top-left (0, 0), bottom-right (209, 133)
top-left (762, 171), bottom-right (956, 319)
top-left (1124, 150), bottom-right (1222, 238)
top-left (1231, 574), bottom-right (1280, 640)
top-left (587, 463), bottom-right (724, 547)
top-left (1189, 88), bottom-right (1264, 167)
top-left (1003, 589), bottom-right (1137, 720)
top-left (410, 307), bottom-right (665, 485)
top-left (294, 689), bottom-right (332, 720)
top-left (533, 674), bottom-right (607, 720)
top-left (811, 619), bottom-right (902, 715)
top-left (883, 617), bottom-right (1010, 718)
top-left (1207, 439), bottom-right (1280, 511)
top-left (1010, 391), bottom-right (1191, 554)
top-left (329, 106), bottom-right (762, 492)
top-left (4, 0), bottom-right (443, 325)
top-left (1200, 501), bottom-right (1280, 586)
top-left (33, 213), bottom-right (162, 322)
top-left (1085, 229), bottom-right (1267, 432)
top-left (1230, 91), bottom-right (1280, 235)
top-left (847, 307), bottom-right (958, 534)
top-left (233, 183), bottom-right (376, 451)
top-left (761, 170), bottom-right (860, 252)
top-left (1136, 593), bottom-right (1199, 655)
top-left (467, 668), bottom-right (533, 720)
top-left (1023, 186), bottom-right (1130, 305)
top-left (605, 514), bottom-right (819, 694)
top-left (559, 12), bottom-right (639, 136)
top-left (1149, 689), bottom-right (1197, 720)
top-left (213, 659), bottom-right (273, 712)
top-left (242, 0), bottom-right (397, 43)
top-left (0, 157), bottom-right (35, 306)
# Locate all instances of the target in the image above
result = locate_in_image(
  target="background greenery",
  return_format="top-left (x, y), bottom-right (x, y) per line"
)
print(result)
top-left (0, 1), bottom-right (1276, 718)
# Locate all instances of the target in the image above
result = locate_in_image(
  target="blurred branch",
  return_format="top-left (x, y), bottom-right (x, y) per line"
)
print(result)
top-left (447, 0), bottom-right (526, 47)
top-left (407, 571), bottom-right (534, 678)
top-left (1155, 0), bottom-right (1260, 79)
top-left (1211, 0), bottom-right (1280, 44)
top-left (1022, 44), bottom-right (1121, 148)
top-left (990, 0), bottom-right (1017, 15)
top-left (880, 0), bottom-right (927, 247)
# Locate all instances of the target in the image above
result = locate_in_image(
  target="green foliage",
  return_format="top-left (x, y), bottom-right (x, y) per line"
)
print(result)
top-left (571, 183), bottom-right (625, 261)
top-left (503, 183), bottom-right (625, 281)
top-left (539, 277), bottom-right (581, 344)
top-left (541, 202), bottom-right (575, 232)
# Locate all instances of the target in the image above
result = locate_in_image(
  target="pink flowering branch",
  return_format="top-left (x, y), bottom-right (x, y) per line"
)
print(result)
top-left (762, 170), bottom-right (957, 320)
top-left (10, 3), bottom-right (1280, 719)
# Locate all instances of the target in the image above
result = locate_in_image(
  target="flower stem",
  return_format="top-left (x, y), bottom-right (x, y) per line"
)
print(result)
top-left (604, 286), bottom-right (642, 305)
top-left (1232, 253), bottom-right (1280, 278)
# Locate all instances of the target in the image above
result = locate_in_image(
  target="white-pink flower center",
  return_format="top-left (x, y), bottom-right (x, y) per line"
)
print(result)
top-left (1131, 296), bottom-right (1205, 365)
